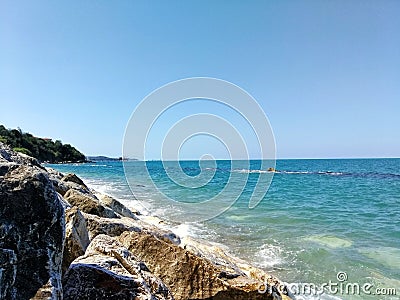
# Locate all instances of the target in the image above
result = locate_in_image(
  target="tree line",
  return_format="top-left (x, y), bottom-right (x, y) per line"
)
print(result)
top-left (0, 125), bottom-right (86, 163)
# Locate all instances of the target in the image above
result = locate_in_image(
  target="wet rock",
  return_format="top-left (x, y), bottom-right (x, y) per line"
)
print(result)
top-left (0, 163), bottom-right (64, 299)
top-left (63, 234), bottom-right (173, 300)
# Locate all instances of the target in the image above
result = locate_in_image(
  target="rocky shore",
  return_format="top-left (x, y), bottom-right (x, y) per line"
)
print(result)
top-left (0, 142), bottom-right (292, 300)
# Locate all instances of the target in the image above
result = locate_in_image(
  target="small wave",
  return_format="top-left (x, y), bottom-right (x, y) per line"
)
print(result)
top-left (226, 215), bottom-right (251, 221)
top-left (87, 164), bottom-right (109, 167)
top-left (233, 169), bottom-right (269, 174)
top-left (248, 169), bottom-right (400, 180)
top-left (171, 222), bottom-right (207, 239)
top-left (280, 171), bottom-right (313, 174)
top-left (316, 171), bottom-right (344, 176)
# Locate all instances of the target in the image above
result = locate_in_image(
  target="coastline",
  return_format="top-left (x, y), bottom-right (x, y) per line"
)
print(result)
top-left (0, 143), bottom-right (292, 299)
top-left (44, 158), bottom-right (400, 300)
top-left (54, 169), bottom-right (294, 299)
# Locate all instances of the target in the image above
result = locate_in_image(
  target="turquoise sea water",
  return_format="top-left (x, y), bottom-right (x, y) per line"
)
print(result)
top-left (49, 159), bottom-right (400, 300)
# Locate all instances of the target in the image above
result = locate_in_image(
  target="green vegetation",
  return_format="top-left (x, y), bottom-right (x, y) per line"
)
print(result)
top-left (0, 125), bottom-right (86, 163)
top-left (12, 147), bottom-right (33, 156)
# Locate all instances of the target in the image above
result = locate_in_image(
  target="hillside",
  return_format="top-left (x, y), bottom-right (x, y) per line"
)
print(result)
top-left (0, 125), bottom-right (86, 163)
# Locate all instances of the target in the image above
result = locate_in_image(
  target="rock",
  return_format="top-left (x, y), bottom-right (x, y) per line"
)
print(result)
top-left (45, 167), bottom-right (64, 180)
top-left (47, 170), bottom-right (91, 196)
top-left (83, 213), bottom-right (141, 241)
top-left (119, 231), bottom-right (290, 300)
top-left (61, 173), bottom-right (88, 188)
top-left (180, 236), bottom-right (271, 281)
top-left (96, 193), bottom-right (140, 219)
top-left (64, 189), bottom-right (118, 218)
top-left (0, 142), bottom-right (44, 170)
top-left (0, 249), bottom-right (17, 299)
top-left (63, 234), bottom-right (173, 300)
top-left (0, 142), bottom-right (293, 300)
top-left (31, 281), bottom-right (56, 300)
top-left (62, 207), bottom-right (90, 274)
top-left (180, 236), bottom-right (246, 277)
top-left (0, 163), bottom-right (64, 299)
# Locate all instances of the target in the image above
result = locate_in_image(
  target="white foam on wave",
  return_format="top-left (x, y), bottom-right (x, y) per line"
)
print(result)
top-left (231, 169), bottom-right (347, 176)
top-left (226, 214), bottom-right (250, 221)
top-left (304, 235), bottom-right (353, 248)
top-left (316, 171), bottom-right (344, 176)
top-left (171, 223), bottom-right (207, 239)
top-left (84, 178), bottom-right (151, 215)
top-left (255, 243), bottom-right (284, 269)
top-left (87, 164), bottom-right (109, 167)
top-left (234, 169), bottom-right (269, 174)
top-left (281, 171), bottom-right (312, 174)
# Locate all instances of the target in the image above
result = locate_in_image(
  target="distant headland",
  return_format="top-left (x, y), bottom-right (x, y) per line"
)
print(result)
top-left (87, 156), bottom-right (137, 162)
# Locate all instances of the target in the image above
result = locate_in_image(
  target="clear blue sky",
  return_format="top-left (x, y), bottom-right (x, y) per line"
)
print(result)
top-left (1, 1), bottom-right (399, 158)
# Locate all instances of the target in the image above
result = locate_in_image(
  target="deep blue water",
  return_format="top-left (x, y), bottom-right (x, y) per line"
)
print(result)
top-left (48, 159), bottom-right (400, 300)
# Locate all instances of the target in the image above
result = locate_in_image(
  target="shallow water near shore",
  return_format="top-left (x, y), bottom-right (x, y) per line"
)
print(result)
top-left (48, 158), bottom-right (400, 300)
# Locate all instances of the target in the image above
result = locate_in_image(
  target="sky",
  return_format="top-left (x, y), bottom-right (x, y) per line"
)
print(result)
top-left (1, 0), bottom-right (399, 159)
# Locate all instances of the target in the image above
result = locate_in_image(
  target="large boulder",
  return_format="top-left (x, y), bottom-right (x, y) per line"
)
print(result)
top-left (46, 169), bottom-right (92, 196)
top-left (83, 212), bottom-right (180, 245)
top-left (83, 213), bottom-right (141, 241)
top-left (61, 173), bottom-right (88, 188)
top-left (0, 155), bottom-right (64, 299)
top-left (119, 231), bottom-right (291, 300)
top-left (96, 193), bottom-right (140, 219)
top-left (64, 189), bottom-right (118, 218)
top-left (63, 234), bottom-right (173, 300)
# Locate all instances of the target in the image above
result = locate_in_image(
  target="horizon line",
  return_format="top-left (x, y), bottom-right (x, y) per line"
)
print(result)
top-left (88, 156), bottom-right (400, 161)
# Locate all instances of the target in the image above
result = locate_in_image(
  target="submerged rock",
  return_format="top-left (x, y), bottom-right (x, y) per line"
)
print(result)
top-left (63, 234), bottom-right (173, 300)
top-left (0, 149), bottom-right (64, 299)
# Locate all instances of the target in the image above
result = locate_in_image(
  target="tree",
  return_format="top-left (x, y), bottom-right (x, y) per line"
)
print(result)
top-left (0, 124), bottom-right (86, 163)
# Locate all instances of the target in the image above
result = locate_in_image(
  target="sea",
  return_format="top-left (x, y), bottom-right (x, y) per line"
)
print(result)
top-left (48, 158), bottom-right (400, 300)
